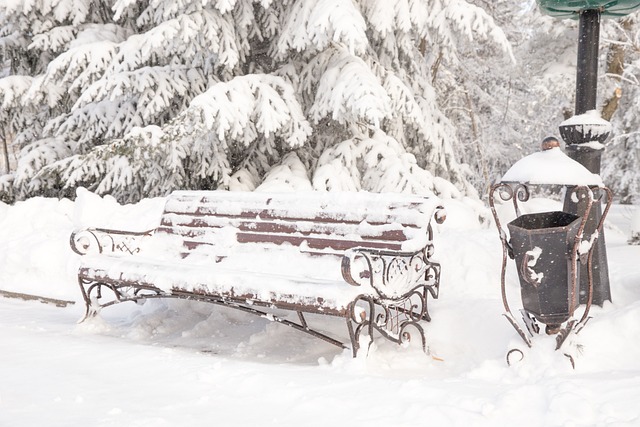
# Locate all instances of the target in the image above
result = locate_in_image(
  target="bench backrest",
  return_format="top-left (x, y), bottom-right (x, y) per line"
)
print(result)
top-left (156, 191), bottom-right (442, 257)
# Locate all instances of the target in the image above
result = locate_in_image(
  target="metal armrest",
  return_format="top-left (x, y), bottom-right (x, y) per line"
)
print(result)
top-left (70, 228), bottom-right (153, 256)
top-left (341, 247), bottom-right (440, 301)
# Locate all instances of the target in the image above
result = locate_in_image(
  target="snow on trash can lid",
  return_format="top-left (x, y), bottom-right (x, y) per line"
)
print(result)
top-left (559, 110), bottom-right (612, 147)
top-left (500, 146), bottom-right (603, 187)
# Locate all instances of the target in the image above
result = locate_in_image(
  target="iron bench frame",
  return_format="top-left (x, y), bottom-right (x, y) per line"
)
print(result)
top-left (71, 191), bottom-right (445, 357)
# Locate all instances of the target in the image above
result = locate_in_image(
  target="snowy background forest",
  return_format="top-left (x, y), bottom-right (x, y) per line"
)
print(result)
top-left (1, 0), bottom-right (640, 205)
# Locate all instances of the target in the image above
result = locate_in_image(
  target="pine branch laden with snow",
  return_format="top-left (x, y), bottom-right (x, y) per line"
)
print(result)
top-left (34, 74), bottom-right (312, 202)
top-left (255, 152), bottom-right (313, 192)
top-left (12, 138), bottom-right (73, 197)
top-left (189, 74), bottom-right (311, 149)
top-left (0, 76), bottom-right (33, 110)
top-left (357, 0), bottom-right (514, 65)
top-left (0, 76), bottom-right (53, 172)
top-left (426, 0), bottom-right (514, 63)
top-left (32, 8), bottom-right (246, 150)
top-left (301, 45), bottom-right (392, 128)
top-left (275, 0), bottom-right (369, 59)
top-left (312, 129), bottom-right (463, 198)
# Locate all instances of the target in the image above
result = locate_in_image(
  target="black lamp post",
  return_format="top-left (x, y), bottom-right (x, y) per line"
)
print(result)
top-left (561, 7), bottom-right (611, 306)
top-left (574, 9), bottom-right (601, 116)
top-left (538, 0), bottom-right (640, 305)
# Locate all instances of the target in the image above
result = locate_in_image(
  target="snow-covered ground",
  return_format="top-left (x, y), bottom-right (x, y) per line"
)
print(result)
top-left (1, 190), bottom-right (639, 426)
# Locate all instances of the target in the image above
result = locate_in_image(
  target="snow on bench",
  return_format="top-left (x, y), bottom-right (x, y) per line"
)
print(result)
top-left (71, 190), bottom-right (445, 356)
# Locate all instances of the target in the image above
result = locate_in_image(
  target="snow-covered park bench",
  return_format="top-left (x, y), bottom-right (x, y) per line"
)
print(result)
top-left (70, 191), bottom-right (445, 356)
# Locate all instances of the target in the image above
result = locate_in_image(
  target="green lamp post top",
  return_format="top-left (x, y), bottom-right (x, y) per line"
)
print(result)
top-left (538, 0), bottom-right (640, 18)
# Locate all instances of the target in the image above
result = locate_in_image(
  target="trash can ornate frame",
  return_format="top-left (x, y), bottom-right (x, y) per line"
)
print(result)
top-left (489, 142), bottom-right (613, 366)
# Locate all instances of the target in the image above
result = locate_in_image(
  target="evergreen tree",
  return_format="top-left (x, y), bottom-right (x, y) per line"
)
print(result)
top-left (0, 0), bottom-right (512, 203)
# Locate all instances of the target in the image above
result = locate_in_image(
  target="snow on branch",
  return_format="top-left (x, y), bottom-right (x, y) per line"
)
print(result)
top-left (52, 100), bottom-right (142, 150)
top-left (35, 74), bottom-right (311, 201)
top-left (276, 0), bottom-right (368, 58)
top-left (73, 65), bottom-right (197, 116)
top-left (36, 126), bottom-right (169, 200)
top-left (29, 26), bottom-right (77, 53)
top-left (188, 73), bottom-right (311, 149)
top-left (256, 152), bottom-right (313, 192)
top-left (42, 64), bottom-right (206, 152)
top-left (358, 0), bottom-right (429, 38)
top-left (312, 129), bottom-right (462, 198)
top-left (12, 138), bottom-right (73, 196)
top-left (381, 71), bottom-right (427, 135)
top-left (39, 41), bottom-right (118, 92)
top-left (3, 0), bottom-right (92, 26)
top-left (303, 46), bottom-right (391, 127)
top-left (430, 0), bottom-right (514, 62)
top-left (29, 23), bottom-right (129, 55)
top-left (0, 76), bottom-right (34, 109)
top-left (110, 9), bottom-right (241, 75)
top-left (114, 0), bottom-right (246, 23)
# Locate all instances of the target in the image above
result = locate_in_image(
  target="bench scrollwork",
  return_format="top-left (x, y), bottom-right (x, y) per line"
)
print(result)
top-left (70, 228), bottom-right (153, 256)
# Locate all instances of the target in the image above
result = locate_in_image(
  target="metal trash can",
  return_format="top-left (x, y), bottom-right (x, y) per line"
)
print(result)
top-left (507, 211), bottom-right (582, 332)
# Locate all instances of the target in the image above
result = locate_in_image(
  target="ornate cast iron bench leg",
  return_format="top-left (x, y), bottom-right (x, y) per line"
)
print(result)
top-left (77, 278), bottom-right (166, 322)
top-left (347, 296), bottom-right (375, 357)
top-left (78, 278), bottom-right (104, 322)
top-left (346, 294), bottom-right (429, 357)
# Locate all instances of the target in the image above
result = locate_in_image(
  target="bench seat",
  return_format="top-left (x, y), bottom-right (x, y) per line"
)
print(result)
top-left (78, 250), bottom-right (365, 315)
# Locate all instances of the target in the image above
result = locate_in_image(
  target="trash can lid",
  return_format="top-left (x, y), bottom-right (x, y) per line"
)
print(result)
top-left (537, 0), bottom-right (640, 18)
top-left (500, 146), bottom-right (603, 186)
top-left (508, 211), bottom-right (581, 232)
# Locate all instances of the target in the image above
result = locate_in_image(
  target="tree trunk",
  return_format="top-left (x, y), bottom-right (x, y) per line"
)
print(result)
top-left (601, 87), bottom-right (622, 122)
top-left (0, 131), bottom-right (10, 175)
top-left (601, 18), bottom-right (632, 121)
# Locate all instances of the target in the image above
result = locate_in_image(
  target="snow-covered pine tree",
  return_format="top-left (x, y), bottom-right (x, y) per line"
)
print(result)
top-left (0, 0), bottom-right (513, 203)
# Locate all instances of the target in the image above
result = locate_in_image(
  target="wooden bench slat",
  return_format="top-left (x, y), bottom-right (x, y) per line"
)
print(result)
top-left (175, 233), bottom-right (403, 254)
top-left (157, 220), bottom-right (411, 243)
top-left (169, 191), bottom-right (428, 209)
top-left (164, 191), bottom-right (432, 226)
top-left (179, 240), bottom-right (345, 259)
top-left (160, 210), bottom-right (420, 228)
top-left (161, 207), bottom-right (422, 228)
top-left (234, 232), bottom-right (404, 251)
